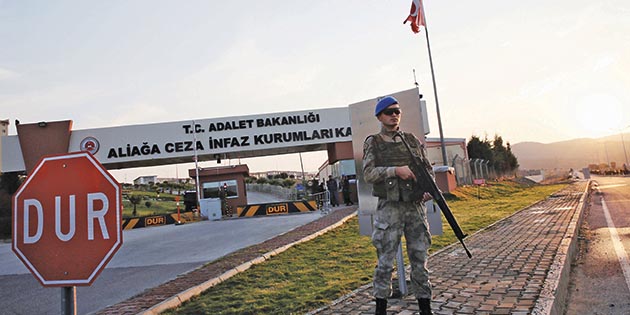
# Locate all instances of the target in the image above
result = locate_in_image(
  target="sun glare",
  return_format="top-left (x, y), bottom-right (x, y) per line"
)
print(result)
top-left (573, 94), bottom-right (626, 138)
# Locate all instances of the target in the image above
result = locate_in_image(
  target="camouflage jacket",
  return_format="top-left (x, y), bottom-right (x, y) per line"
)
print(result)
top-left (363, 126), bottom-right (434, 201)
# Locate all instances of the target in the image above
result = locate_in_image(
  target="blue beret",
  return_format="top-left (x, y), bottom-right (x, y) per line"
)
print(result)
top-left (374, 96), bottom-right (399, 116)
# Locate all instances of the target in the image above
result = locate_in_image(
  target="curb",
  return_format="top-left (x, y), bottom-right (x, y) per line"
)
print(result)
top-left (532, 180), bottom-right (591, 315)
top-left (139, 210), bottom-right (358, 315)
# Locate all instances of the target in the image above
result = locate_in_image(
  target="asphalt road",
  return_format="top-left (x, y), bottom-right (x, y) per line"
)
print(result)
top-left (0, 192), bottom-right (323, 314)
top-left (567, 176), bottom-right (630, 314)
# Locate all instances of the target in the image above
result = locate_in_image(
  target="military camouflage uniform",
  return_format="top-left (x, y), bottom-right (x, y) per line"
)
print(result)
top-left (363, 127), bottom-right (434, 300)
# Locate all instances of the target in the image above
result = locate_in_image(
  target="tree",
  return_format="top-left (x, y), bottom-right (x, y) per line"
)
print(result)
top-left (0, 172), bottom-right (22, 195)
top-left (467, 136), bottom-right (493, 161)
top-left (0, 172), bottom-right (22, 222)
top-left (467, 134), bottom-right (519, 176)
top-left (505, 142), bottom-right (519, 172)
top-left (129, 195), bottom-right (142, 217)
top-left (282, 178), bottom-right (295, 188)
top-left (492, 135), bottom-right (508, 174)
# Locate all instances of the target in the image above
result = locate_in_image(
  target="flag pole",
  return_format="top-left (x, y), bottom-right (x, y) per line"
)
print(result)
top-left (420, 2), bottom-right (448, 166)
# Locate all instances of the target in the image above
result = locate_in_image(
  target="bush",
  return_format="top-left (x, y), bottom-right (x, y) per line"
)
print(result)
top-left (0, 189), bottom-right (11, 239)
top-left (282, 178), bottom-right (296, 188)
top-left (0, 190), bottom-right (11, 218)
top-left (0, 217), bottom-right (10, 239)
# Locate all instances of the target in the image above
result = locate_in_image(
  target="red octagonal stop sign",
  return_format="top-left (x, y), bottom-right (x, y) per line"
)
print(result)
top-left (12, 152), bottom-right (122, 287)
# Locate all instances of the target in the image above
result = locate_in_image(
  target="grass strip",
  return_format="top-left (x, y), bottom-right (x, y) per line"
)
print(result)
top-left (164, 181), bottom-right (566, 315)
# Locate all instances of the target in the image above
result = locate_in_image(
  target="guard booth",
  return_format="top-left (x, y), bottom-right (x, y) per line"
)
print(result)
top-left (188, 164), bottom-right (249, 219)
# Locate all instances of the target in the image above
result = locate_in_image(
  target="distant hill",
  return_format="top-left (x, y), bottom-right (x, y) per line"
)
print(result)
top-left (511, 133), bottom-right (630, 170)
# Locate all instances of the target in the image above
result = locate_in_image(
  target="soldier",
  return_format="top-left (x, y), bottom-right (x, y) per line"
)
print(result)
top-left (362, 96), bottom-right (434, 315)
top-left (341, 175), bottom-right (353, 206)
top-left (326, 175), bottom-right (339, 207)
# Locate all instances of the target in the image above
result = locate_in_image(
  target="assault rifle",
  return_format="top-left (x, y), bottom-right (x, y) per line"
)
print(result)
top-left (394, 132), bottom-right (473, 258)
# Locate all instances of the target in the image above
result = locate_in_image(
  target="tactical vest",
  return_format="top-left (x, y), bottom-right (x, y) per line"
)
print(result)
top-left (370, 132), bottom-right (424, 202)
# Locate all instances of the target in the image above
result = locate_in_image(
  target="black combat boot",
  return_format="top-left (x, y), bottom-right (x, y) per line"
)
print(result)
top-left (418, 298), bottom-right (433, 315)
top-left (375, 298), bottom-right (387, 315)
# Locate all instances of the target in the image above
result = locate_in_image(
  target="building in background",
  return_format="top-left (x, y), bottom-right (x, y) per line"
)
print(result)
top-left (249, 170), bottom-right (315, 180)
top-left (133, 175), bottom-right (158, 186)
top-left (425, 137), bottom-right (468, 166)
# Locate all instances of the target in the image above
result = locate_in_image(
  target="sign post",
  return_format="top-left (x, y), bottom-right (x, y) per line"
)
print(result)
top-left (473, 178), bottom-right (486, 199)
top-left (175, 195), bottom-right (182, 224)
top-left (12, 152), bottom-right (123, 313)
top-left (62, 287), bottom-right (76, 315)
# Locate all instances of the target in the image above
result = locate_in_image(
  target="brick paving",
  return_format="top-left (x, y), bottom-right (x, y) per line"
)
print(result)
top-left (98, 181), bottom-right (588, 315)
top-left (311, 181), bottom-right (589, 315)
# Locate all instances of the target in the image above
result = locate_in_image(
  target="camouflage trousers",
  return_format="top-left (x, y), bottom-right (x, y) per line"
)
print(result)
top-left (371, 199), bottom-right (432, 299)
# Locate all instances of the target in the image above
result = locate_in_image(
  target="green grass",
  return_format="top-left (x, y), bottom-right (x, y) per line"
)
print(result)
top-left (163, 180), bottom-right (567, 315)
top-left (122, 199), bottom-right (179, 218)
top-left (122, 192), bottom-right (181, 218)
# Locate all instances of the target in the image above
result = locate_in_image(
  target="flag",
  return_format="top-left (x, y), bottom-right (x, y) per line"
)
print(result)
top-left (404, 0), bottom-right (425, 33)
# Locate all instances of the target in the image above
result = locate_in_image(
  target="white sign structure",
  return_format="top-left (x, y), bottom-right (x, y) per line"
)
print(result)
top-left (2, 108), bottom-right (353, 172)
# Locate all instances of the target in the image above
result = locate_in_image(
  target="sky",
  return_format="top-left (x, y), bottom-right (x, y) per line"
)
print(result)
top-left (1, 0), bottom-right (629, 182)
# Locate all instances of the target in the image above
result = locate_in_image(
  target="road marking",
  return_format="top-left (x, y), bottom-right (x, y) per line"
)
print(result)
top-left (597, 184), bottom-right (628, 189)
top-left (601, 197), bottom-right (630, 292)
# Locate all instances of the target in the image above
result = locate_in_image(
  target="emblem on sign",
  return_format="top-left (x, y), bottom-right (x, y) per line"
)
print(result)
top-left (80, 137), bottom-right (100, 154)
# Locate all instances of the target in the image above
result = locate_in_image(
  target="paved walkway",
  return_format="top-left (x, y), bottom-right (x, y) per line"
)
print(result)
top-left (99, 181), bottom-right (588, 315)
top-left (311, 181), bottom-right (589, 315)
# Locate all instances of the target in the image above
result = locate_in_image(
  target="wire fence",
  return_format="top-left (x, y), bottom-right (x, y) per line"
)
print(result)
top-left (451, 155), bottom-right (495, 185)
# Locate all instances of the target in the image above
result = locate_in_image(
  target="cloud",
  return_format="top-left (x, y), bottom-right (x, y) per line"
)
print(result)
top-left (0, 67), bottom-right (18, 80)
top-left (593, 54), bottom-right (618, 71)
top-left (106, 102), bottom-right (172, 127)
top-left (0, 82), bottom-right (108, 129)
top-left (516, 72), bottom-right (570, 99)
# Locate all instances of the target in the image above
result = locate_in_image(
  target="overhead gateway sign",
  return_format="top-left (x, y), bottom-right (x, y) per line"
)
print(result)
top-left (2, 107), bottom-right (353, 171)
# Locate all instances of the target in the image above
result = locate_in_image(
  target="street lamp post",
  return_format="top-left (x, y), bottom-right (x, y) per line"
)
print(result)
top-left (620, 127), bottom-right (629, 169)
top-left (611, 125), bottom-right (629, 170)
top-left (604, 141), bottom-right (610, 168)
